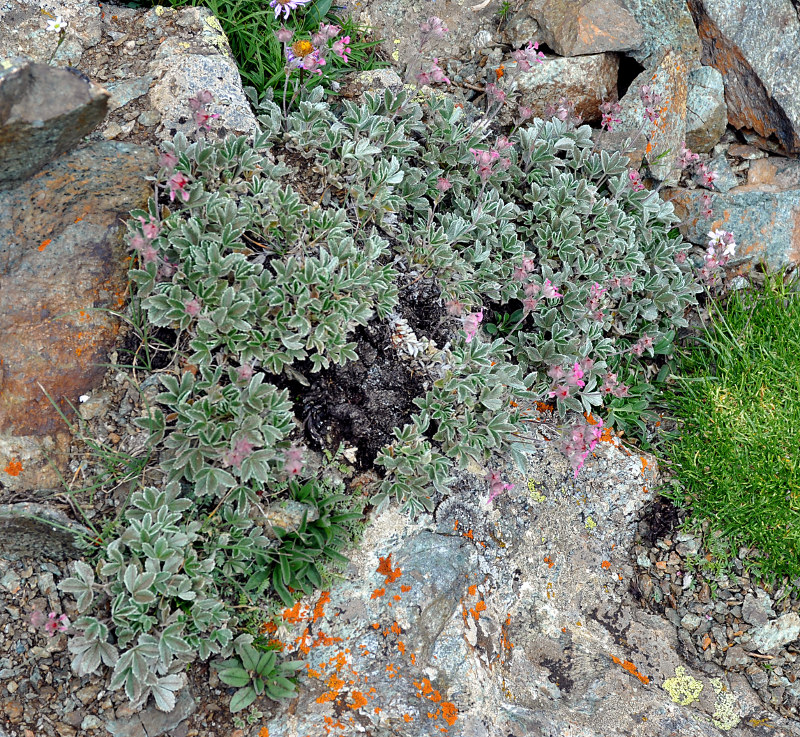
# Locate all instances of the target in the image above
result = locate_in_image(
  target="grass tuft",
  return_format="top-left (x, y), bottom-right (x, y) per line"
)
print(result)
top-left (661, 273), bottom-right (800, 587)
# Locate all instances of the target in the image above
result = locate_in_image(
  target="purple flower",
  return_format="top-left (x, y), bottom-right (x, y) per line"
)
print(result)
top-left (275, 26), bottom-right (294, 43)
top-left (269, 0), bottom-right (311, 20)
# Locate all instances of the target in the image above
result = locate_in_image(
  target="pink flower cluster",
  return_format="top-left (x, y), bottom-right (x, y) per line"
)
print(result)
top-left (167, 171), bottom-right (191, 203)
top-left (678, 144), bottom-right (718, 190)
top-left (560, 417), bottom-right (605, 477)
top-left (640, 84), bottom-right (663, 123)
top-left (462, 308), bottom-right (484, 343)
top-left (189, 90), bottom-right (220, 133)
top-left (485, 469), bottom-right (513, 505)
top-left (469, 136), bottom-right (512, 181)
top-left (630, 333), bottom-right (654, 357)
top-left (283, 444), bottom-right (304, 477)
top-left (599, 100), bottom-right (621, 132)
top-left (222, 438), bottom-right (255, 470)
top-left (600, 372), bottom-right (629, 398)
top-left (700, 229), bottom-right (736, 285)
top-left (587, 282), bottom-right (607, 321)
top-left (547, 357), bottom-right (593, 400)
top-left (420, 16), bottom-right (449, 42)
top-left (628, 169), bottom-right (645, 192)
top-left (544, 97), bottom-right (582, 126)
top-left (511, 41), bottom-right (545, 71)
top-left (417, 57), bottom-right (450, 86)
top-left (129, 214), bottom-right (162, 265)
top-left (31, 610), bottom-right (70, 636)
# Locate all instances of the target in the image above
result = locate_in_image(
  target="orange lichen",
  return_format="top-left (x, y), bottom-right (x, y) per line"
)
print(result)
top-left (370, 588), bottom-right (386, 600)
top-left (641, 457), bottom-right (649, 472)
top-left (536, 401), bottom-right (554, 413)
top-left (441, 702), bottom-right (458, 726)
top-left (610, 655), bottom-right (650, 685)
top-left (258, 728), bottom-right (269, 737)
top-left (601, 560), bottom-right (611, 570)
top-left (469, 600), bottom-right (487, 621)
top-left (38, 239), bottom-right (52, 251)
top-left (4, 459), bottom-right (23, 476)
top-left (349, 691), bottom-right (368, 709)
top-left (400, 584), bottom-right (411, 593)
top-left (468, 584), bottom-right (478, 596)
top-left (376, 555), bottom-right (402, 584)
top-left (463, 529), bottom-right (474, 540)
top-left (544, 556), bottom-right (554, 568)
top-left (312, 591), bottom-right (331, 622)
top-left (403, 714), bottom-right (413, 723)
top-left (495, 65), bottom-right (505, 80)
top-left (282, 601), bottom-right (305, 623)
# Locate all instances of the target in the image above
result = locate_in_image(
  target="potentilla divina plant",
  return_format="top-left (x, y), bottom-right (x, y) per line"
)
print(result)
top-left (55, 25), bottom-right (716, 711)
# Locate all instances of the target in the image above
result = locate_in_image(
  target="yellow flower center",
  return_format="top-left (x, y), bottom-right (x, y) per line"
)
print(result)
top-left (291, 40), bottom-right (314, 58)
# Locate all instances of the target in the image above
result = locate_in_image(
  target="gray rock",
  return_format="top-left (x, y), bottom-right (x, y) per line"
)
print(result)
top-left (751, 613), bottom-right (800, 654)
top-left (747, 157), bottom-right (800, 190)
top-left (506, 11), bottom-right (541, 48)
top-left (675, 531), bottom-right (701, 556)
top-left (688, 0), bottom-right (800, 154)
top-left (617, 0), bottom-right (702, 64)
top-left (105, 75), bottom-right (153, 112)
top-left (724, 644), bottom-right (753, 668)
top-left (708, 154), bottom-right (739, 192)
top-left (685, 65), bottom-right (727, 153)
top-left (662, 185), bottom-right (800, 269)
top-left (0, 59), bottom-right (109, 187)
top-left (681, 612), bottom-right (703, 631)
top-left (526, 0), bottom-right (644, 56)
top-left (0, 503), bottom-right (92, 561)
top-left (139, 687), bottom-right (195, 736)
top-left (742, 591), bottom-right (775, 627)
top-left (503, 52), bottom-right (618, 124)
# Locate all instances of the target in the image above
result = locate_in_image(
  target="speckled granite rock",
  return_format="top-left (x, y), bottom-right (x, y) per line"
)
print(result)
top-left (261, 411), bottom-right (797, 736)
top-left (662, 185), bottom-right (800, 269)
top-left (617, 0), bottom-right (702, 64)
top-left (688, 0), bottom-right (800, 155)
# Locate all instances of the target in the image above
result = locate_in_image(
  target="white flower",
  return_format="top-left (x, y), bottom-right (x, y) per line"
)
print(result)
top-left (722, 240), bottom-right (736, 257)
top-left (707, 229), bottom-right (726, 247)
top-left (46, 15), bottom-right (67, 33)
top-left (79, 395), bottom-right (90, 403)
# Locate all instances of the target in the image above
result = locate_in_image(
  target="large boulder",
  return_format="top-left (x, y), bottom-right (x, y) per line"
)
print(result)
top-left (688, 0), bottom-right (800, 155)
top-left (260, 415), bottom-right (799, 736)
top-left (685, 65), bottom-right (727, 153)
top-left (525, 0), bottom-right (645, 56)
top-left (617, 0), bottom-right (702, 64)
top-left (501, 52), bottom-right (619, 123)
top-left (662, 185), bottom-right (800, 269)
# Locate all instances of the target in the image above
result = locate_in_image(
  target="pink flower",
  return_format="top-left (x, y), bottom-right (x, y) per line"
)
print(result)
top-left (485, 469), bottom-right (513, 505)
top-left (420, 16), bottom-right (448, 38)
top-left (129, 234), bottom-right (147, 253)
top-left (332, 35), bottom-right (351, 62)
top-left (269, 0), bottom-right (311, 20)
top-left (512, 41), bottom-right (545, 71)
top-left (167, 172), bottom-right (190, 203)
top-left (236, 363), bottom-right (254, 382)
top-left (138, 216), bottom-right (161, 240)
top-left (513, 266), bottom-right (528, 282)
top-left (436, 177), bottom-right (452, 193)
top-left (599, 100), bottom-right (621, 132)
top-left (701, 192), bottom-right (713, 219)
top-left (184, 298), bottom-right (201, 317)
top-left (522, 296), bottom-right (539, 314)
top-left (317, 23), bottom-right (340, 41)
top-left (678, 144), bottom-right (700, 169)
top-left (628, 169), bottom-right (645, 191)
top-left (485, 83), bottom-right (506, 104)
top-left (548, 384), bottom-right (570, 400)
top-left (158, 151), bottom-right (178, 171)
top-left (188, 90), bottom-right (214, 111)
top-left (524, 282), bottom-right (541, 297)
top-left (43, 612), bottom-right (70, 636)
top-left (222, 438), bottom-right (255, 470)
top-left (140, 244), bottom-right (159, 264)
top-left (462, 309), bottom-right (484, 343)
top-left (30, 610), bottom-right (47, 628)
top-left (566, 362), bottom-right (585, 388)
top-left (518, 105), bottom-right (533, 121)
top-left (275, 26), bottom-right (294, 43)
top-left (302, 49), bottom-right (326, 74)
top-left (542, 279), bottom-right (562, 299)
top-left (495, 135), bottom-right (513, 152)
top-left (547, 365), bottom-right (566, 382)
top-left (284, 444), bottom-right (304, 477)
top-left (620, 275), bottom-right (634, 289)
top-left (194, 109), bottom-right (220, 133)
top-left (445, 299), bottom-right (464, 316)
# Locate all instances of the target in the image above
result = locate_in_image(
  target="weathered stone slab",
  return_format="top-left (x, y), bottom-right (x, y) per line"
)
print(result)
top-left (662, 185), bottom-right (800, 269)
top-left (685, 65), bottom-right (727, 153)
top-left (0, 141), bottom-right (156, 490)
top-left (688, 0), bottom-right (800, 155)
top-left (0, 503), bottom-right (92, 560)
top-left (504, 52), bottom-right (618, 124)
top-left (747, 157), bottom-right (800, 190)
top-left (0, 59), bottom-right (109, 187)
top-left (527, 0), bottom-right (645, 56)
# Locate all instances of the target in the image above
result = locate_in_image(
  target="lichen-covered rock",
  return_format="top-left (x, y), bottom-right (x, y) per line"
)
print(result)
top-left (0, 59), bottom-right (109, 187)
top-left (747, 157), bottom-right (800, 190)
top-left (662, 185), bottom-right (800, 269)
top-left (685, 65), bottom-right (727, 153)
top-left (261, 411), bottom-right (796, 736)
top-left (750, 614), bottom-right (800, 655)
top-left (617, 0), bottom-right (702, 64)
top-left (595, 49), bottom-right (690, 180)
top-left (0, 142), bottom-right (156, 490)
top-left (526, 0), bottom-right (645, 56)
top-left (688, 0), bottom-right (800, 155)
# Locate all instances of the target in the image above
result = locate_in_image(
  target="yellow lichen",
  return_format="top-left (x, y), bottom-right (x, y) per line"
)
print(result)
top-left (662, 666), bottom-right (703, 706)
top-left (709, 680), bottom-right (740, 730)
top-left (584, 516), bottom-right (597, 530)
top-left (528, 478), bottom-right (545, 503)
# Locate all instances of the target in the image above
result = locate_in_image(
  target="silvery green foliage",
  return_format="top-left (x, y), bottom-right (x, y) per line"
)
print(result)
top-left (60, 84), bottom-right (700, 709)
